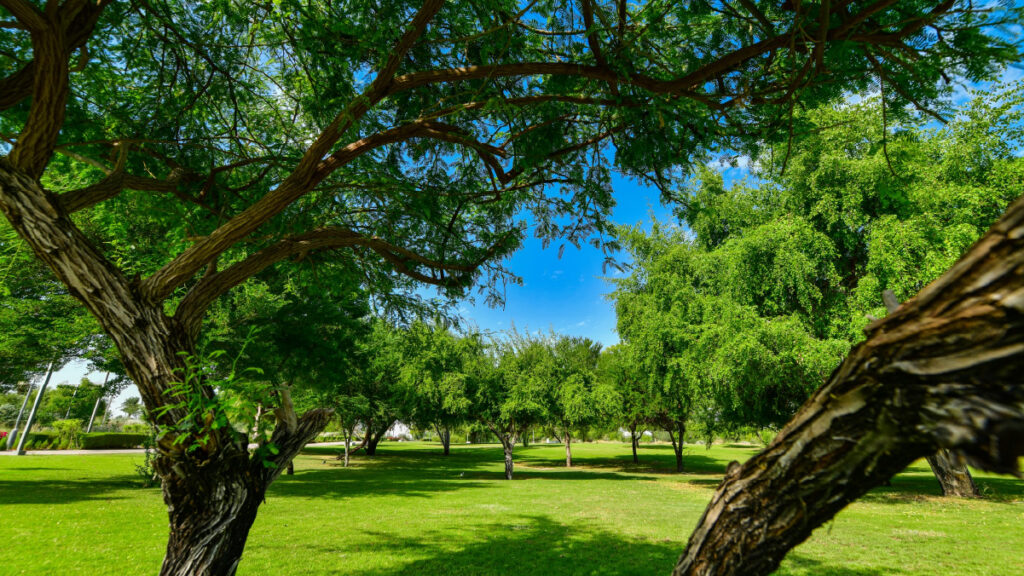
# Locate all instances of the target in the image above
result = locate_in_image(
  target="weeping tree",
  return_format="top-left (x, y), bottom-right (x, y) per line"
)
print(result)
top-left (0, 0), bottom-right (1020, 574)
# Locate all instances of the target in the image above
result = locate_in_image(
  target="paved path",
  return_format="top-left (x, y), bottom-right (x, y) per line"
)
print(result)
top-left (0, 441), bottom-right (349, 456)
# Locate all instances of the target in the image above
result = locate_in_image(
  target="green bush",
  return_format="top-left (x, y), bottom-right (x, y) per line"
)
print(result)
top-left (53, 419), bottom-right (84, 449)
top-left (80, 433), bottom-right (148, 449)
top-left (121, 423), bottom-right (150, 434)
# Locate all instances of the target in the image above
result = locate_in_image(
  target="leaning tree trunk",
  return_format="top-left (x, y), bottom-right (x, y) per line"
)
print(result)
top-left (441, 426), bottom-right (451, 455)
top-left (673, 195), bottom-right (1024, 576)
top-left (927, 450), bottom-right (979, 498)
top-left (364, 420), bottom-right (392, 456)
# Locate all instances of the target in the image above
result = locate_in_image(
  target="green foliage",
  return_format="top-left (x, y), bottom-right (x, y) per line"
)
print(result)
top-left (399, 319), bottom-right (474, 436)
top-left (52, 419), bottom-right (84, 449)
top-left (154, 337), bottom-right (279, 465)
top-left (615, 85), bottom-right (1024, 440)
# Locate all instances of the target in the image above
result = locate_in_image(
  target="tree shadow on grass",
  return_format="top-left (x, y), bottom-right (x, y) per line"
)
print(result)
top-left (777, 554), bottom-right (904, 576)
top-left (0, 475), bottom-right (142, 505)
top-left (322, 515), bottom-right (683, 576)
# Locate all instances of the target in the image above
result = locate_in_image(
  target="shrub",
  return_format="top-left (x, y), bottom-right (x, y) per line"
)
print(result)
top-left (53, 419), bottom-right (84, 449)
top-left (122, 423), bottom-right (150, 434)
top-left (80, 432), bottom-right (148, 449)
top-left (22, 431), bottom-right (59, 450)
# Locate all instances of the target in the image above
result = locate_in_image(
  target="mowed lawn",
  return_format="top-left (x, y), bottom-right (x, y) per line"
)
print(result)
top-left (1, 442), bottom-right (1022, 576)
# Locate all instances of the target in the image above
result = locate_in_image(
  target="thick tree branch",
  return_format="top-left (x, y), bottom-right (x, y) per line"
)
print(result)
top-left (0, 0), bottom-right (108, 110)
top-left (673, 194), bottom-right (1024, 576)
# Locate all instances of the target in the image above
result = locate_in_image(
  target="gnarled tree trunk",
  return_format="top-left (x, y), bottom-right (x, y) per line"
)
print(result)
top-left (1, 160), bottom-right (333, 576)
top-left (673, 195), bottom-right (1024, 576)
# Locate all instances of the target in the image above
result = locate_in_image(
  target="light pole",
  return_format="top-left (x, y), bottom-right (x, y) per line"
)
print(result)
top-left (86, 373), bottom-right (110, 433)
top-left (5, 381), bottom-right (34, 450)
top-left (15, 359), bottom-right (56, 455)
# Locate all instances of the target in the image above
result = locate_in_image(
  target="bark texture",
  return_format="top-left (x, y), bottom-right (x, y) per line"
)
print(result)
top-left (927, 450), bottom-right (979, 498)
top-left (629, 424), bottom-right (639, 464)
top-left (502, 437), bottom-right (515, 480)
top-left (565, 429), bottom-right (573, 467)
top-left (673, 195), bottom-right (1024, 576)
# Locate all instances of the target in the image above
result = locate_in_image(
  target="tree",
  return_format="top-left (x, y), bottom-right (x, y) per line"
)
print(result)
top-left (0, 1), bottom-right (1017, 573)
top-left (472, 333), bottom-right (547, 480)
top-left (546, 334), bottom-right (614, 467)
top-left (121, 396), bottom-right (142, 420)
top-left (599, 344), bottom-right (649, 464)
top-left (399, 319), bottom-right (471, 455)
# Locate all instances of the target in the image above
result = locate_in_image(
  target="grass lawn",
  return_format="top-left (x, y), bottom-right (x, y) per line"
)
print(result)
top-left (1, 441), bottom-right (1022, 575)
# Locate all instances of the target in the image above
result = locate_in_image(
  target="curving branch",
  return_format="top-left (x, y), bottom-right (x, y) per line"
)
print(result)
top-left (174, 225), bottom-right (508, 337)
top-left (0, 0), bottom-right (109, 110)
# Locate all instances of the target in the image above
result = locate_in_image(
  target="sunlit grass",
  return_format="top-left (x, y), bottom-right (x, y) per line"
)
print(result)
top-left (1, 442), bottom-right (1021, 575)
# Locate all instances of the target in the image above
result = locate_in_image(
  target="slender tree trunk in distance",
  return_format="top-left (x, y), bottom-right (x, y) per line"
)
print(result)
top-left (666, 422), bottom-right (685, 473)
top-left (343, 428), bottom-right (352, 467)
top-left (629, 423), bottom-right (639, 464)
top-left (502, 436), bottom-right (515, 480)
top-left (441, 426), bottom-right (450, 455)
top-left (286, 461), bottom-right (294, 475)
top-left (673, 196), bottom-right (1024, 576)
top-left (565, 427), bottom-right (573, 467)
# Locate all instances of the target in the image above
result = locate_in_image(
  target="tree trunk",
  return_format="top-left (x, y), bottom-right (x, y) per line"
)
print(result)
top-left (666, 421), bottom-right (685, 473)
top-left (502, 437), bottom-right (515, 480)
top-left (286, 461), bottom-right (294, 476)
top-left (883, 290), bottom-right (980, 498)
top-left (673, 195), bottom-right (1024, 576)
top-left (15, 360), bottom-right (54, 454)
top-left (565, 428), bottom-right (573, 468)
top-left (343, 429), bottom-right (352, 467)
top-left (927, 449), bottom-right (979, 498)
top-left (630, 424), bottom-right (639, 464)
top-left (364, 420), bottom-right (391, 456)
top-left (441, 426), bottom-right (450, 455)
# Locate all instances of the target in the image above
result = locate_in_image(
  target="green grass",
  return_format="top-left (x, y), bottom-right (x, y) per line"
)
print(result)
top-left (1, 442), bottom-right (1022, 575)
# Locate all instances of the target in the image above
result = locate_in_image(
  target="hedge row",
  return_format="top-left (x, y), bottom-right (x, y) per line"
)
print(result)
top-left (6, 431), bottom-right (147, 450)
top-left (79, 433), bottom-right (148, 449)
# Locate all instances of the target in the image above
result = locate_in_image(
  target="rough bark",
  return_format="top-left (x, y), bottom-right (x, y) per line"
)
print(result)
top-left (565, 428), bottom-right (573, 467)
top-left (927, 449), bottom-right (979, 498)
top-left (158, 408), bottom-right (331, 576)
top-left (440, 426), bottom-right (451, 456)
top-left (884, 289), bottom-right (980, 498)
top-left (673, 195), bottom-right (1024, 576)
top-left (502, 436), bottom-right (515, 480)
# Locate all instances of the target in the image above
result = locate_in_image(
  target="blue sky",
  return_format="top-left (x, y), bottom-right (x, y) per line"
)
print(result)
top-left (455, 166), bottom-right (749, 347)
